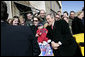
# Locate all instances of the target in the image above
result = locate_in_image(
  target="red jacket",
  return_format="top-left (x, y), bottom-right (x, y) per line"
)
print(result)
top-left (37, 28), bottom-right (48, 43)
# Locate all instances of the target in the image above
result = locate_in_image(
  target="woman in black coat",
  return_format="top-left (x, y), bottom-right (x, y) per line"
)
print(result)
top-left (30, 16), bottom-right (40, 36)
top-left (72, 11), bottom-right (84, 34)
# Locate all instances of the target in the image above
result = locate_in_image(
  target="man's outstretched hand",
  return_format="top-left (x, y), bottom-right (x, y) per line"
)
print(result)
top-left (51, 41), bottom-right (60, 50)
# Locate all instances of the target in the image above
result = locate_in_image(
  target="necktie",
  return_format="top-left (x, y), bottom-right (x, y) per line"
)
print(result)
top-left (51, 25), bottom-right (53, 30)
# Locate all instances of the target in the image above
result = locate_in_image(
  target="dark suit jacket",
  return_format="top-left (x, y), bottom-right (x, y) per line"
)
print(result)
top-left (1, 22), bottom-right (40, 56)
top-left (72, 17), bottom-right (84, 34)
top-left (46, 20), bottom-right (77, 56)
top-left (30, 25), bottom-right (38, 36)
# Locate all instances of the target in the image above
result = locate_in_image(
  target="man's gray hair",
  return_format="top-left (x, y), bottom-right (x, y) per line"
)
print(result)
top-left (40, 9), bottom-right (46, 13)
top-left (46, 13), bottom-right (55, 19)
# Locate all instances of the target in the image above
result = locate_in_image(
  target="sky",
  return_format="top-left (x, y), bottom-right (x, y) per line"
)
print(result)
top-left (62, 1), bottom-right (84, 14)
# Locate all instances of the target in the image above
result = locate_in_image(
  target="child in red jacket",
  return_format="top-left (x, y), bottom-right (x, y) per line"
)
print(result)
top-left (36, 23), bottom-right (53, 56)
top-left (36, 23), bottom-right (51, 44)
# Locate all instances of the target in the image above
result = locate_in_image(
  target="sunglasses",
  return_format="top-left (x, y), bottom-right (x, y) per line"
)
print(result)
top-left (34, 20), bottom-right (38, 22)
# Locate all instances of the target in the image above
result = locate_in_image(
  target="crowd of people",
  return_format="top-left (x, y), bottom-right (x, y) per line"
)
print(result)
top-left (1, 1), bottom-right (84, 56)
top-left (6, 8), bottom-right (84, 35)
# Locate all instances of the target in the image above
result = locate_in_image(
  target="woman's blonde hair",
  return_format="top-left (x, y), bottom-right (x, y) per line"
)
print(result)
top-left (77, 11), bottom-right (83, 16)
top-left (19, 15), bottom-right (25, 24)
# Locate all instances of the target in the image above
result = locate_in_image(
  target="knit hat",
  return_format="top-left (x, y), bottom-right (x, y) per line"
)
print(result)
top-left (38, 23), bottom-right (43, 27)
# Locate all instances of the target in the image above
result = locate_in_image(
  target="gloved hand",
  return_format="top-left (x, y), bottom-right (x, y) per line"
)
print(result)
top-left (43, 41), bottom-right (48, 45)
top-left (39, 42), bottom-right (42, 45)
top-left (47, 39), bottom-right (51, 43)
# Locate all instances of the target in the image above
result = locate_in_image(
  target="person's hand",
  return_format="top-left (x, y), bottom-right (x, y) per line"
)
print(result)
top-left (35, 34), bottom-right (39, 37)
top-left (39, 42), bottom-right (42, 45)
top-left (47, 39), bottom-right (51, 43)
top-left (51, 41), bottom-right (60, 50)
top-left (40, 33), bottom-right (42, 35)
top-left (44, 23), bottom-right (49, 28)
top-left (43, 41), bottom-right (48, 45)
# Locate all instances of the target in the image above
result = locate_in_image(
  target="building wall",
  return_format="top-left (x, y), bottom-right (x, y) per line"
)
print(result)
top-left (14, 1), bottom-right (30, 5)
top-left (12, 1), bottom-right (31, 17)
top-left (11, 1), bottom-right (20, 17)
top-left (45, 1), bottom-right (60, 13)
top-left (29, 1), bottom-right (46, 11)
top-left (5, 1), bottom-right (62, 18)
top-left (45, 1), bottom-right (61, 14)
top-left (45, 1), bottom-right (51, 14)
top-left (5, 1), bottom-right (12, 19)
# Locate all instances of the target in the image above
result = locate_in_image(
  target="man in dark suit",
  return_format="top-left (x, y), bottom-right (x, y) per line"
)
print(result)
top-left (46, 14), bottom-right (80, 56)
top-left (1, 1), bottom-right (40, 56)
